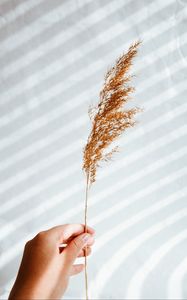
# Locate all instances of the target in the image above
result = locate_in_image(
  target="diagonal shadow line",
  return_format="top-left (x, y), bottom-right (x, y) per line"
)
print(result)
top-left (0, 83), bottom-right (186, 192)
top-left (0, 0), bottom-right (177, 108)
top-left (0, 127), bottom-right (186, 245)
top-left (89, 207), bottom-right (187, 297)
top-left (0, 0), bottom-right (84, 42)
top-left (0, 0), bottom-right (26, 16)
top-left (0, 0), bottom-right (46, 29)
top-left (126, 230), bottom-right (187, 299)
top-left (0, 167), bottom-right (186, 282)
top-left (0, 90), bottom-right (186, 213)
top-left (0, 0), bottom-right (174, 89)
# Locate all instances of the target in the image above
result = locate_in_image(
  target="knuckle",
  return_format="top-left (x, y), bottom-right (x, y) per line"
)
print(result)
top-left (34, 231), bottom-right (47, 243)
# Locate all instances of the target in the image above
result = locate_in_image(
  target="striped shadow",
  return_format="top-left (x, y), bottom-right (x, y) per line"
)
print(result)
top-left (0, 0), bottom-right (79, 43)
top-left (1, 60), bottom-right (185, 185)
top-left (126, 229), bottom-right (187, 299)
top-left (0, 0), bottom-right (177, 109)
top-left (0, 91), bottom-right (186, 219)
top-left (1, 165), bottom-right (186, 291)
top-left (0, 57), bottom-right (186, 190)
top-left (0, 0), bottom-right (110, 62)
top-left (89, 207), bottom-right (187, 298)
top-left (0, 87), bottom-right (186, 212)
top-left (1, 0), bottom-right (127, 77)
top-left (0, 8), bottom-right (184, 130)
top-left (1, 42), bottom-right (185, 171)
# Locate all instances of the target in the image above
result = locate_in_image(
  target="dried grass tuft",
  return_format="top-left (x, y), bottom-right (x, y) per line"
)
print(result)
top-left (83, 41), bottom-right (142, 186)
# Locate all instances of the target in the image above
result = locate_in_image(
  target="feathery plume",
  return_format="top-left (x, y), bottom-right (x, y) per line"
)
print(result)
top-left (82, 41), bottom-right (142, 299)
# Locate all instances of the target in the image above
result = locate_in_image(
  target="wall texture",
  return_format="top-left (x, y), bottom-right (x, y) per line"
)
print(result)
top-left (0, 0), bottom-right (187, 299)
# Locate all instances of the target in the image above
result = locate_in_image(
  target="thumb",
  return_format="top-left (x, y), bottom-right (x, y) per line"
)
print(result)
top-left (63, 233), bottom-right (93, 269)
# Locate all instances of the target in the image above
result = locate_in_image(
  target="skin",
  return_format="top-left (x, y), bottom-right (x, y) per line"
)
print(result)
top-left (8, 224), bottom-right (95, 299)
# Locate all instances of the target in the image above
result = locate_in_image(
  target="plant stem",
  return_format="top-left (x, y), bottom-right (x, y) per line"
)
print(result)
top-left (84, 172), bottom-right (90, 300)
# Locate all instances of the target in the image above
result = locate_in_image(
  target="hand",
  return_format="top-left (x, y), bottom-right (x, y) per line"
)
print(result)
top-left (8, 224), bottom-right (95, 299)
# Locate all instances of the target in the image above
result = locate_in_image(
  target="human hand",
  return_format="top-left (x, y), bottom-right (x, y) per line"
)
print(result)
top-left (8, 224), bottom-right (95, 299)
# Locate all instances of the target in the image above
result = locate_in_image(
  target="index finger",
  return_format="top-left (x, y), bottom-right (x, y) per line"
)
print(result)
top-left (45, 223), bottom-right (95, 243)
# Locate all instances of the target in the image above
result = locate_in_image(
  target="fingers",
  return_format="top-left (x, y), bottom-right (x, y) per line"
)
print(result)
top-left (70, 264), bottom-right (85, 276)
top-left (59, 238), bottom-right (94, 254)
top-left (45, 224), bottom-right (95, 243)
top-left (62, 233), bottom-right (94, 270)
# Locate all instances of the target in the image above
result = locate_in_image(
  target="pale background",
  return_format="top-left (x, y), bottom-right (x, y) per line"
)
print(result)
top-left (0, 0), bottom-right (187, 299)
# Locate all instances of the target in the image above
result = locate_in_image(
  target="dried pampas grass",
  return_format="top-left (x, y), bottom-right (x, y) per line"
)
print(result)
top-left (82, 41), bottom-right (142, 299)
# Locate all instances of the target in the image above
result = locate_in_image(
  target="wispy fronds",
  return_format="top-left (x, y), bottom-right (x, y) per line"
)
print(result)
top-left (82, 41), bottom-right (142, 186)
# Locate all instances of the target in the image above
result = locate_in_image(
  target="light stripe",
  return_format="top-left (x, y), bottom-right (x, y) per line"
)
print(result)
top-left (89, 209), bottom-right (187, 298)
top-left (126, 230), bottom-right (187, 299)
top-left (167, 257), bottom-right (187, 299)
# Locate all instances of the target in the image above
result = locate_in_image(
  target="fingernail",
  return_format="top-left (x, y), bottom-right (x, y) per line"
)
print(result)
top-left (82, 233), bottom-right (91, 243)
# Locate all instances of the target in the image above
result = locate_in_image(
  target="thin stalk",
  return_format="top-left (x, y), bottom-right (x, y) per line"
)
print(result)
top-left (84, 171), bottom-right (90, 300)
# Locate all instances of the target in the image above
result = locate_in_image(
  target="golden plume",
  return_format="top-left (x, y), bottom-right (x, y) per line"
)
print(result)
top-left (82, 41), bottom-right (142, 299)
